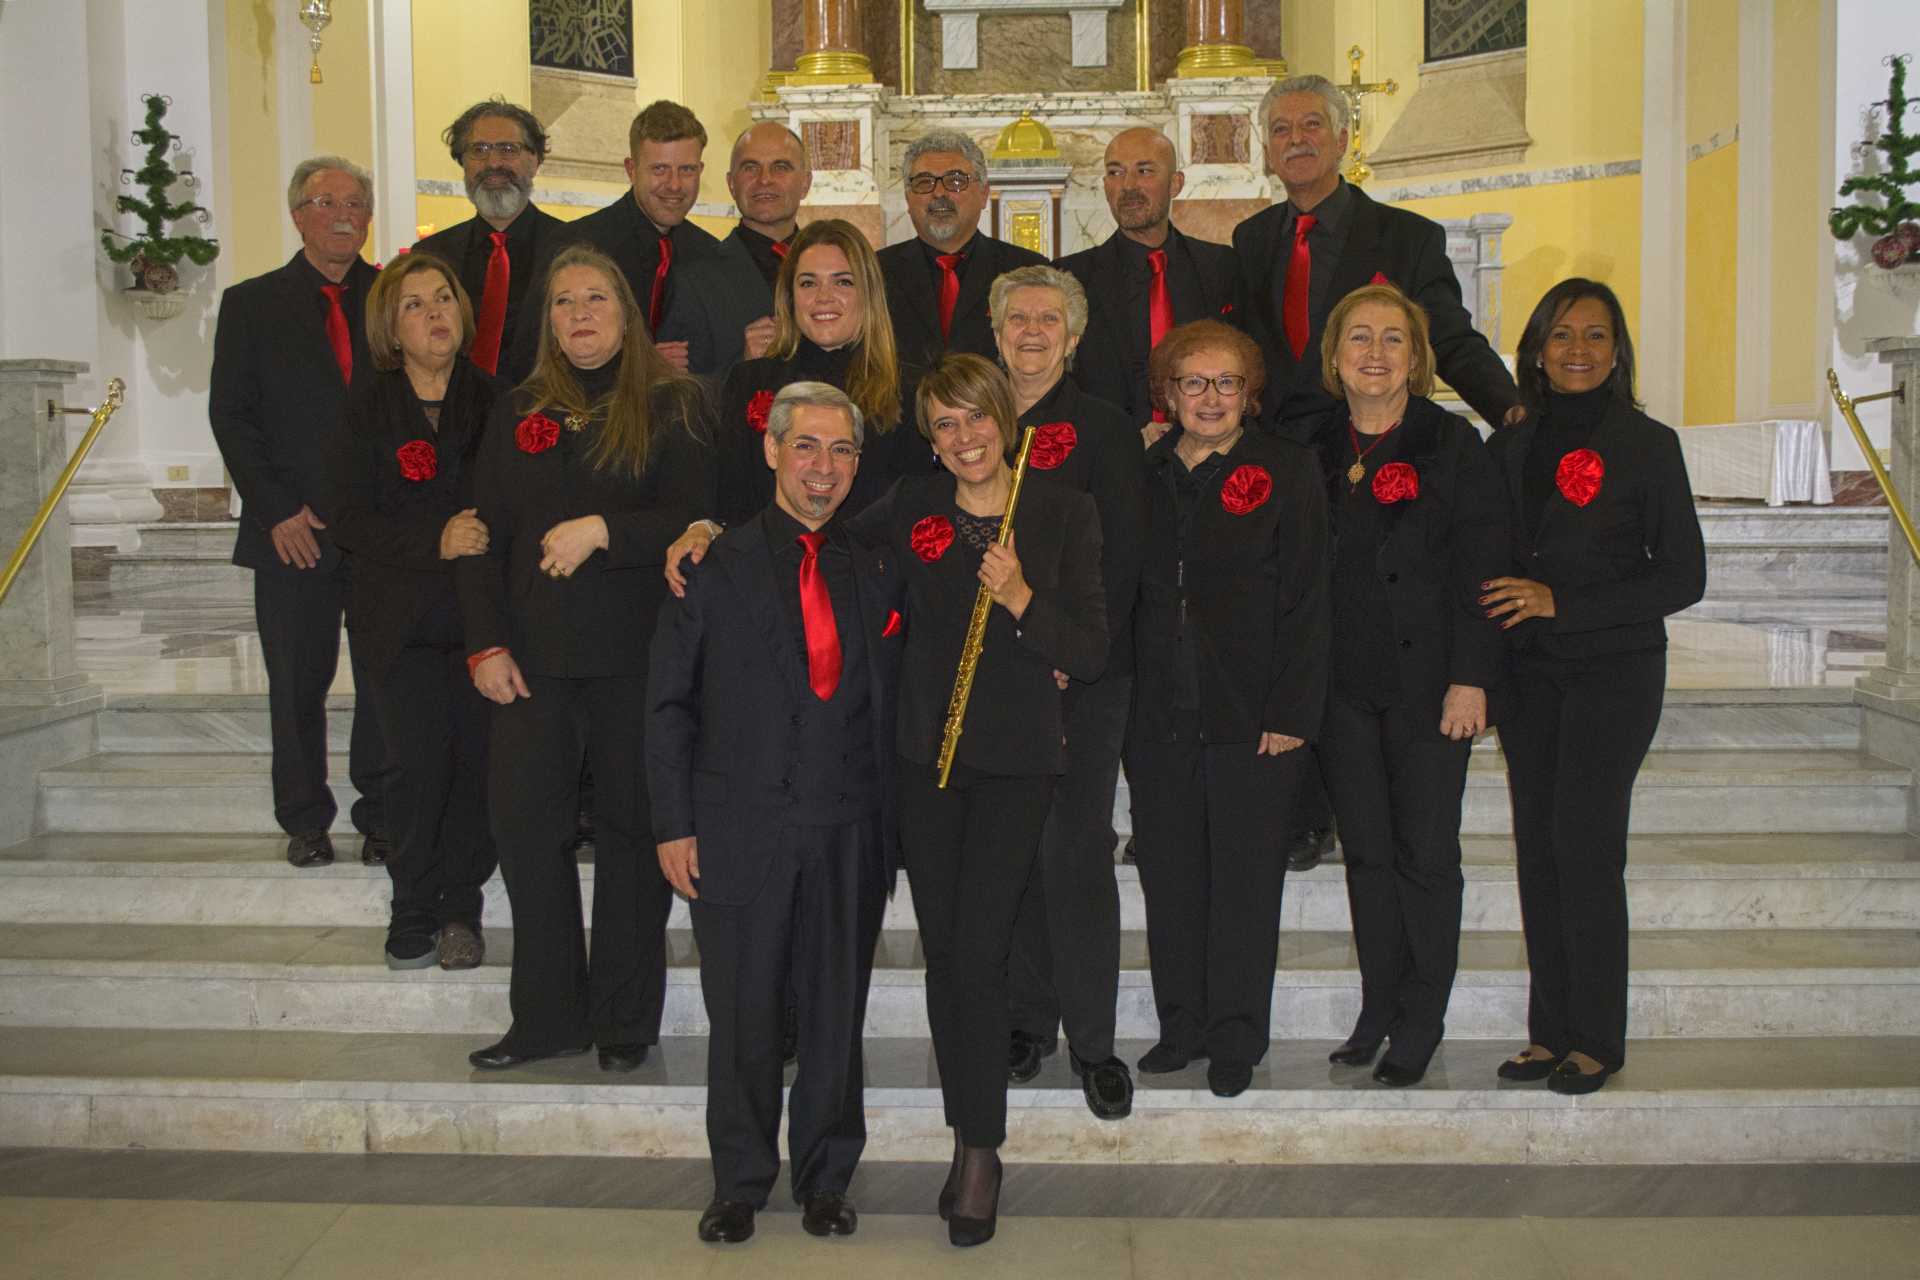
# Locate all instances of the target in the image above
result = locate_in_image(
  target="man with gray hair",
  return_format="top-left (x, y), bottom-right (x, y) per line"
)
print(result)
top-left (208, 155), bottom-right (389, 870)
top-left (649, 381), bottom-right (900, 1245)
top-left (877, 129), bottom-right (1048, 370)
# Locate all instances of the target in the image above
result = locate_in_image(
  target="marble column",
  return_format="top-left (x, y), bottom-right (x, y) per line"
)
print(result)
top-left (0, 359), bottom-right (97, 709)
top-left (793, 0), bottom-right (873, 83)
top-left (1175, 0), bottom-right (1258, 77)
top-left (1855, 338), bottom-right (1920, 832)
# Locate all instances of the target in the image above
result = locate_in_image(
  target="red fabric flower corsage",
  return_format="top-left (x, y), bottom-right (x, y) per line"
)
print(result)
top-left (1371, 461), bottom-right (1419, 504)
top-left (1220, 464), bottom-right (1273, 516)
top-left (910, 515), bottom-right (954, 563)
top-left (515, 413), bottom-right (561, 455)
top-left (395, 439), bottom-right (437, 483)
top-left (745, 389), bottom-right (774, 434)
top-left (1556, 448), bottom-right (1605, 507)
top-left (1219, 301), bottom-right (1235, 317)
top-left (1370, 271), bottom-right (1391, 286)
top-left (1028, 422), bottom-right (1077, 470)
top-left (882, 609), bottom-right (902, 638)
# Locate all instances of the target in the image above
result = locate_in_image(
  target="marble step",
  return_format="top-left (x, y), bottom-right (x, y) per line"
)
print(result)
top-left (1, 923), bottom-right (1912, 1041)
top-left (1700, 544), bottom-right (1886, 599)
top-left (2, 1027), bottom-right (1913, 1164)
top-left (3, 833), bottom-right (1915, 932)
top-left (127, 521), bottom-right (239, 557)
top-left (1695, 506), bottom-right (1889, 545)
top-left (35, 748), bottom-right (1915, 836)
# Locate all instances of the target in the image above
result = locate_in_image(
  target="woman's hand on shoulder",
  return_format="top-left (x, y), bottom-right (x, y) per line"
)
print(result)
top-left (664, 520), bottom-right (719, 598)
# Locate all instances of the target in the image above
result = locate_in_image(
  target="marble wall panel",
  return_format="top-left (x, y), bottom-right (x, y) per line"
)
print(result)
top-left (916, 10), bottom-right (1138, 96)
top-left (1189, 112), bottom-right (1250, 164)
top-left (803, 120), bottom-right (861, 171)
top-left (771, 0), bottom-right (803, 71)
top-left (1831, 471), bottom-right (1890, 505)
top-left (798, 203), bottom-right (886, 247)
top-left (1170, 197), bottom-right (1267, 247)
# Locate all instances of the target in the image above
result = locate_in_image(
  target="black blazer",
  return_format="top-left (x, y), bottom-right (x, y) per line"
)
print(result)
top-left (1134, 429), bottom-right (1329, 745)
top-left (456, 383), bottom-right (714, 678)
top-left (1057, 226), bottom-right (1238, 422)
top-left (1231, 184), bottom-right (1519, 441)
top-left (655, 226), bottom-right (774, 377)
top-left (850, 472), bottom-right (1106, 776)
top-left (1017, 376), bottom-right (1149, 680)
top-left (328, 360), bottom-right (499, 674)
top-left (1316, 395), bottom-right (1508, 730)
top-left (569, 195), bottom-right (721, 336)
top-left (876, 232), bottom-right (1050, 373)
top-left (1486, 398), bottom-right (1707, 660)
top-left (647, 510), bottom-right (904, 904)
top-left (209, 252), bottom-right (378, 573)
top-left (414, 208), bottom-right (582, 389)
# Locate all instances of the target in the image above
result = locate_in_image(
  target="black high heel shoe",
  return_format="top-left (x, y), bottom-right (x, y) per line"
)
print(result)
top-left (948, 1148), bottom-right (1002, 1247)
top-left (937, 1136), bottom-right (961, 1221)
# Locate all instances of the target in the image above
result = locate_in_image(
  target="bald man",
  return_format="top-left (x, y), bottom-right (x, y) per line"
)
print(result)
top-left (1056, 128), bottom-right (1237, 423)
top-left (657, 122), bottom-right (814, 377)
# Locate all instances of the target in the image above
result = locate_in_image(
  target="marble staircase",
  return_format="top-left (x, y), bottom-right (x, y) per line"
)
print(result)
top-left (1695, 505), bottom-right (1889, 605)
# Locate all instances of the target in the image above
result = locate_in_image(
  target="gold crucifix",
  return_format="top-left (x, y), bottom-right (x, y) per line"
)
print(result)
top-left (1337, 46), bottom-right (1397, 185)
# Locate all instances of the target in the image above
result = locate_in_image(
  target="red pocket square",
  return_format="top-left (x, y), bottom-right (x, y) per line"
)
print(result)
top-left (882, 609), bottom-right (902, 638)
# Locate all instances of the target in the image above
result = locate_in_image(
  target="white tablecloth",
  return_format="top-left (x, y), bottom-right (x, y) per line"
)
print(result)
top-left (1678, 419), bottom-right (1833, 506)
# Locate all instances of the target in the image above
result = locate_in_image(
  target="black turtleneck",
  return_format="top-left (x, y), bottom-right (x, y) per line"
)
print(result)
top-left (572, 354), bottom-right (623, 403)
top-left (1523, 384), bottom-right (1613, 537)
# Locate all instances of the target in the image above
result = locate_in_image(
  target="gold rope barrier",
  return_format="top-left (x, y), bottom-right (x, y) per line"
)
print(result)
top-left (1827, 369), bottom-right (1918, 567)
top-left (0, 378), bottom-right (127, 609)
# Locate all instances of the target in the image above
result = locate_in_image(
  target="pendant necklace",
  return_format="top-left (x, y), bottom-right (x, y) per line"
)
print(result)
top-left (564, 410), bottom-right (589, 433)
top-left (1347, 418), bottom-right (1400, 490)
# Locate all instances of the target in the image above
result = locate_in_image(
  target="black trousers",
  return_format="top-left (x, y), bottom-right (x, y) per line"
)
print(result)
top-left (1498, 648), bottom-right (1665, 1072)
top-left (1318, 690), bottom-right (1470, 1071)
top-left (487, 674), bottom-right (671, 1051)
top-left (899, 757), bottom-right (1053, 1148)
top-left (1291, 746), bottom-right (1334, 836)
top-left (254, 563), bottom-right (387, 837)
top-left (1128, 730), bottom-right (1305, 1066)
top-left (365, 640), bottom-right (496, 928)
top-left (1008, 675), bottom-right (1130, 1061)
top-left (691, 819), bottom-right (885, 1206)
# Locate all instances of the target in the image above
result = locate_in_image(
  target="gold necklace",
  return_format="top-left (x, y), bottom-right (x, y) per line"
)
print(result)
top-left (1346, 418), bottom-right (1400, 490)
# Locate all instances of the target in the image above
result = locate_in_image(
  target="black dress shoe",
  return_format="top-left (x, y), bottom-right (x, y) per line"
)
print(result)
top-left (1008, 1030), bottom-right (1056, 1083)
top-left (285, 831), bottom-right (334, 869)
top-left (598, 1041), bottom-right (647, 1072)
top-left (1207, 1060), bottom-right (1253, 1097)
top-left (1070, 1051), bottom-right (1134, 1120)
top-left (1546, 1058), bottom-right (1613, 1095)
top-left (1371, 1060), bottom-right (1425, 1088)
top-left (1285, 826), bottom-right (1335, 872)
top-left (801, 1191), bottom-right (858, 1237)
top-left (948, 1151), bottom-right (1001, 1248)
top-left (359, 831), bottom-right (392, 866)
top-left (1120, 836), bottom-right (1137, 865)
top-left (1136, 1040), bottom-right (1205, 1074)
top-left (1328, 1038), bottom-right (1382, 1067)
top-left (467, 1040), bottom-right (592, 1071)
top-left (1496, 1049), bottom-right (1563, 1082)
top-left (697, 1198), bottom-right (755, 1243)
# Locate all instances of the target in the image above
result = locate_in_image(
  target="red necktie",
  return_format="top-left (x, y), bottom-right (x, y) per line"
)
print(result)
top-left (649, 234), bottom-right (673, 334)
top-left (470, 230), bottom-right (510, 376)
top-left (797, 531), bottom-right (841, 701)
top-left (771, 239), bottom-right (790, 260)
top-left (935, 253), bottom-right (962, 340)
top-left (1147, 248), bottom-right (1173, 423)
top-left (1283, 213), bottom-right (1317, 360)
top-left (319, 283), bottom-right (353, 384)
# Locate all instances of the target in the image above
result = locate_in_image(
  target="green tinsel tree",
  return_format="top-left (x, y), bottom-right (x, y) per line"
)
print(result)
top-left (101, 94), bottom-right (220, 292)
top-left (1831, 55), bottom-right (1920, 269)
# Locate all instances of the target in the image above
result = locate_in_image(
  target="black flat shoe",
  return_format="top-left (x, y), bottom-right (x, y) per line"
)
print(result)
top-left (1120, 836), bottom-right (1137, 865)
top-left (1136, 1040), bottom-right (1206, 1074)
top-left (948, 1150), bottom-right (1001, 1248)
top-left (1328, 1038), bottom-right (1382, 1067)
top-left (1207, 1060), bottom-right (1253, 1098)
top-left (358, 831), bottom-right (392, 866)
top-left (1372, 1060), bottom-right (1425, 1088)
top-left (1008, 1030), bottom-right (1056, 1083)
top-left (1546, 1059), bottom-right (1613, 1096)
top-left (1496, 1048), bottom-right (1563, 1082)
top-left (801, 1191), bottom-right (857, 1237)
top-left (697, 1198), bottom-right (755, 1243)
top-left (1286, 826), bottom-right (1335, 872)
top-left (467, 1040), bottom-right (592, 1071)
top-left (1070, 1051), bottom-right (1134, 1120)
top-left (285, 831), bottom-right (334, 869)
top-left (598, 1041), bottom-right (647, 1072)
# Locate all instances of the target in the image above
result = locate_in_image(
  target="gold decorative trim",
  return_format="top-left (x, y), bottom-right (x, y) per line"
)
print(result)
top-left (902, 0), bottom-right (915, 96)
top-left (1135, 0), bottom-right (1149, 91)
top-left (792, 49), bottom-right (876, 85)
top-left (1175, 42), bottom-right (1257, 77)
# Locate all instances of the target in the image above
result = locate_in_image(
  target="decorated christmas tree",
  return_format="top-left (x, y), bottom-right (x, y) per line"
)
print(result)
top-left (101, 93), bottom-right (220, 293)
top-left (1831, 55), bottom-right (1920, 269)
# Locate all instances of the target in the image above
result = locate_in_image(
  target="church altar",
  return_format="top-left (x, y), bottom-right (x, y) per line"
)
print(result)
top-left (1678, 419), bottom-right (1836, 506)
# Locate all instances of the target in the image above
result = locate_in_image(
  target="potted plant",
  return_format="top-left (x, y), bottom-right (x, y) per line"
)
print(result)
top-left (1831, 55), bottom-right (1920, 271)
top-left (101, 93), bottom-right (220, 320)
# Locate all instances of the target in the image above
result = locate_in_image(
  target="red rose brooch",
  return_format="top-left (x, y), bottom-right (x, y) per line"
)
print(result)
top-left (1371, 461), bottom-right (1419, 504)
top-left (515, 413), bottom-right (561, 455)
top-left (745, 389), bottom-right (774, 434)
top-left (1220, 464), bottom-right (1272, 516)
top-left (395, 439), bottom-right (437, 483)
top-left (1028, 422), bottom-right (1077, 470)
top-left (1556, 448), bottom-right (1605, 507)
top-left (910, 514), bottom-right (954, 563)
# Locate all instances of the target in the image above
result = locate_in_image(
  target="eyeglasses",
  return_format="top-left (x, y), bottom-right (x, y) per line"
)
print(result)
top-left (1174, 373), bottom-right (1247, 398)
top-left (782, 438), bottom-right (861, 463)
top-left (466, 141), bottom-right (527, 160)
top-left (907, 170), bottom-right (974, 195)
top-left (298, 196), bottom-right (370, 214)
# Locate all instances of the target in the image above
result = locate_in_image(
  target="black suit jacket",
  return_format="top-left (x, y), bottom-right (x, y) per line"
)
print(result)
top-left (850, 472), bottom-right (1106, 776)
top-left (209, 252), bottom-right (378, 573)
top-left (647, 510), bottom-right (904, 904)
top-left (656, 227), bottom-right (774, 377)
top-left (1134, 428), bottom-right (1329, 745)
top-left (569, 195), bottom-right (721, 338)
top-left (1486, 398), bottom-right (1707, 661)
top-left (327, 360), bottom-right (499, 675)
top-left (1316, 395), bottom-right (1508, 730)
top-left (1231, 184), bottom-right (1519, 441)
top-left (876, 232), bottom-right (1050, 374)
top-left (413, 208), bottom-right (582, 389)
top-left (1057, 227), bottom-right (1237, 422)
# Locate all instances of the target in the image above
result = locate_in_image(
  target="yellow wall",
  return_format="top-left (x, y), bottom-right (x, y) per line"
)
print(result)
top-left (1768, 0), bottom-right (1823, 412)
top-left (222, 0), bottom-right (284, 281)
top-left (1685, 143), bottom-right (1739, 425)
